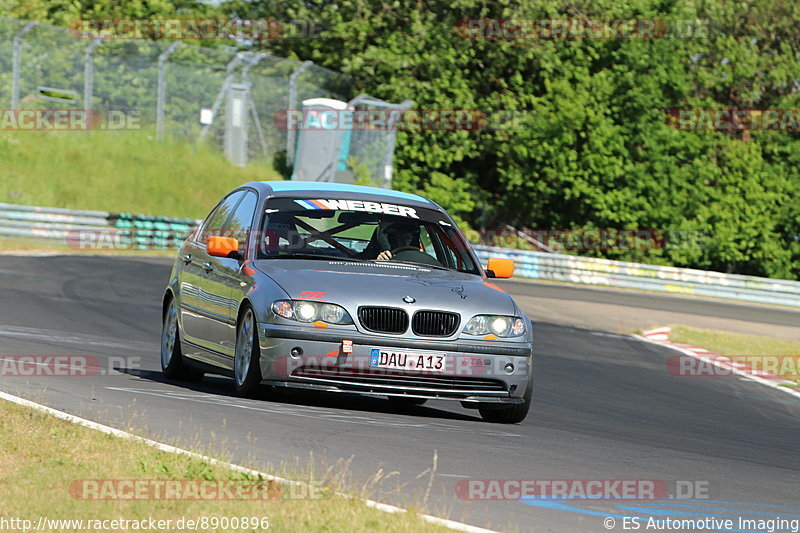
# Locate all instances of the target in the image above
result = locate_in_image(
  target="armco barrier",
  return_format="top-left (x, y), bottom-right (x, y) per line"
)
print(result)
top-left (472, 245), bottom-right (800, 309)
top-left (1, 202), bottom-right (798, 308)
top-left (0, 203), bottom-right (198, 250)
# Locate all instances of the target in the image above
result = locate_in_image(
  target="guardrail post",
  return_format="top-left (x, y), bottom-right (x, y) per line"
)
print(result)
top-left (11, 22), bottom-right (38, 109)
top-left (156, 42), bottom-right (181, 141)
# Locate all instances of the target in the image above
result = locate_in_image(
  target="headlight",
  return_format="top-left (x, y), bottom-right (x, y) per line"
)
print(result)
top-left (296, 302), bottom-right (317, 321)
top-left (321, 303), bottom-right (346, 323)
top-left (463, 315), bottom-right (525, 337)
top-left (271, 300), bottom-right (353, 325)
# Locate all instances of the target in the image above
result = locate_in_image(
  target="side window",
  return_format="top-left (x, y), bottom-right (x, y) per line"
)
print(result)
top-left (420, 227), bottom-right (437, 256)
top-left (199, 191), bottom-right (245, 244)
top-left (226, 191), bottom-right (258, 253)
top-left (428, 226), bottom-right (462, 270)
top-left (436, 235), bottom-right (458, 268)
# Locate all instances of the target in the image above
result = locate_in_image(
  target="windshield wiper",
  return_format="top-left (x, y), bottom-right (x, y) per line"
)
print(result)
top-left (266, 253), bottom-right (366, 262)
top-left (373, 259), bottom-right (455, 272)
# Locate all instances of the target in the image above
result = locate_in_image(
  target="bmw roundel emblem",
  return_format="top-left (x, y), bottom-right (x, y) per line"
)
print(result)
top-left (402, 296), bottom-right (416, 304)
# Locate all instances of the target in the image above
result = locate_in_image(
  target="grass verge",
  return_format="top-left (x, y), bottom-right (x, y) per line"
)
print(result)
top-left (668, 325), bottom-right (800, 385)
top-left (0, 129), bottom-right (281, 220)
top-left (0, 399), bottom-right (452, 533)
top-left (0, 236), bottom-right (176, 256)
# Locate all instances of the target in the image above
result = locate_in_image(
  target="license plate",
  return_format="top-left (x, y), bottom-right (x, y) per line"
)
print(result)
top-left (370, 349), bottom-right (446, 373)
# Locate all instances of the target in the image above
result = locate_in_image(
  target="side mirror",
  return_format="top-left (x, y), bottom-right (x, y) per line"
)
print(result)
top-left (485, 257), bottom-right (514, 279)
top-left (207, 236), bottom-right (241, 259)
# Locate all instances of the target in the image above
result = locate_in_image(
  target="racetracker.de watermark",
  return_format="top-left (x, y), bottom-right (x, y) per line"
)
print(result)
top-left (67, 479), bottom-right (315, 500)
top-left (65, 227), bottom-right (710, 254)
top-left (273, 109), bottom-right (536, 131)
top-left (667, 355), bottom-right (800, 379)
top-left (70, 18), bottom-right (325, 40)
top-left (465, 228), bottom-right (710, 252)
top-left (271, 353), bottom-right (512, 379)
top-left (668, 109), bottom-right (800, 131)
top-left (0, 109), bottom-right (141, 131)
top-left (455, 479), bottom-right (710, 500)
top-left (66, 229), bottom-right (186, 251)
top-left (0, 355), bottom-right (140, 377)
top-left (456, 19), bottom-right (709, 40)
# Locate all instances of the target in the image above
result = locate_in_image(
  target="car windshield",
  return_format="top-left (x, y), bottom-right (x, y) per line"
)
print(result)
top-left (256, 197), bottom-right (480, 274)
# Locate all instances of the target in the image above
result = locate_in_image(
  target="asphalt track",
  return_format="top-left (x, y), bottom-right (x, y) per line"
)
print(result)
top-left (1, 254), bottom-right (799, 533)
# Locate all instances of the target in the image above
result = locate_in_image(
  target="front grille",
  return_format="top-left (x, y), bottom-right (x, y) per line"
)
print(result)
top-left (358, 306), bottom-right (409, 334)
top-left (292, 366), bottom-right (507, 397)
top-left (412, 311), bottom-right (460, 337)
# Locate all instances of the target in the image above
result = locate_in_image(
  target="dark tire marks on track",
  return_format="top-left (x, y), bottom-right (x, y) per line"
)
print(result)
top-left (1, 254), bottom-right (799, 533)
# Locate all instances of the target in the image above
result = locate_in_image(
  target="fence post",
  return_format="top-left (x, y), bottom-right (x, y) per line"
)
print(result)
top-left (83, 39), bottom-right (102, 112)
top-left (198, 52), bottom-right (245, 145)
top-left (11, 21), bottom-right (38, 109)
top-left (241, 52), bottom-right (266, 84)
top-left (380, 99), bottom-right (413, 187)
top-left (286, 60), bottom-right (312, 164)
top-left (156, 42), bottom-right (181, 141)
top-left (224, 83), bottom-right (250, 167)
top-left (242, 53), bottom-right (269, 160)
top-left (346, 94), bottom-right (414, 187)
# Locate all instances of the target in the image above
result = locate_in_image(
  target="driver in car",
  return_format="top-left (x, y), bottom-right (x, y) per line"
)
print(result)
top-left (374, 219), bottom-right (441, 266)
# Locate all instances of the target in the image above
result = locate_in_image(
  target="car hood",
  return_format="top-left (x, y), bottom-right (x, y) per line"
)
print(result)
top-left (254, 259), bottom-right (515, 315)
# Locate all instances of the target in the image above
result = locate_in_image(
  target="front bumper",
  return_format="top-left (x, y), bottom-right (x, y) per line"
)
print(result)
top-left (258, 325), bottom-right (532, 404)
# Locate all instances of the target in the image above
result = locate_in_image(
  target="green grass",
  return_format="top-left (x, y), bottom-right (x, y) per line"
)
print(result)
top-left (0, 129), bottom-right (281, 219)
top-left (0, 399), bottom-right (452, 533)
top-left (0, 236), bottom-right (177, 255)
top-left (668, 325), bottom-right (800, 385)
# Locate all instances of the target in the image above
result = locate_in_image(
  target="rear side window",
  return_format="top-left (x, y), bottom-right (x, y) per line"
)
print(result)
top-left (199, 191), bottom-right (245, 244)
top-left (226, 191), bottom-right (258, 253)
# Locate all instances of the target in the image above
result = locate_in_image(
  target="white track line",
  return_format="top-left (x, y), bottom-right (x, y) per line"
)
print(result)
top-left (634, 332), bottom-right (800, 401)
top-left (0, 251), bottom-right (65, 256)
top-left (0, 389), bottom-right (500, 533)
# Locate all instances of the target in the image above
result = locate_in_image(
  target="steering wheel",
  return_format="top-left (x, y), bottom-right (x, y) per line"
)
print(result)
top-left (391, 246), bottom-right (420, 255)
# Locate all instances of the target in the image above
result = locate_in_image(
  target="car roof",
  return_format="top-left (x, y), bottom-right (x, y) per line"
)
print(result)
top-left (244, 180), bottom-right (437, 209)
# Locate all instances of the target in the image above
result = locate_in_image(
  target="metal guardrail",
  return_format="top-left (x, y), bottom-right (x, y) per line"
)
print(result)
top-left (472, 245), bottom-right (800, 309)
top-left (2, 202), bottom-right (798, 308)
top-left (0, 203), bottom-right (198, 250)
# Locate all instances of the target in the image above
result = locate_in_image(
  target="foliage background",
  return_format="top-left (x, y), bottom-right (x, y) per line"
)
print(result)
top-left (3, 0), bottom-right (799, 279)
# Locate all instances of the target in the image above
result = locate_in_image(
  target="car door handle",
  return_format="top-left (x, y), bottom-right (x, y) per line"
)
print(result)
top-left (202, 262), bottom-right (214, 272)
top-left (180, 254), bottom-right (192, 264)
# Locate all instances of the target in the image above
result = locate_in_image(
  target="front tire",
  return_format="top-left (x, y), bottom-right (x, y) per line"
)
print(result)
top-left (479, 377), bottom-right (532, 424)
top-left (161, 296), bottom-right (203, 382)
top-left (233, 306), bottom-right (262, 397)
